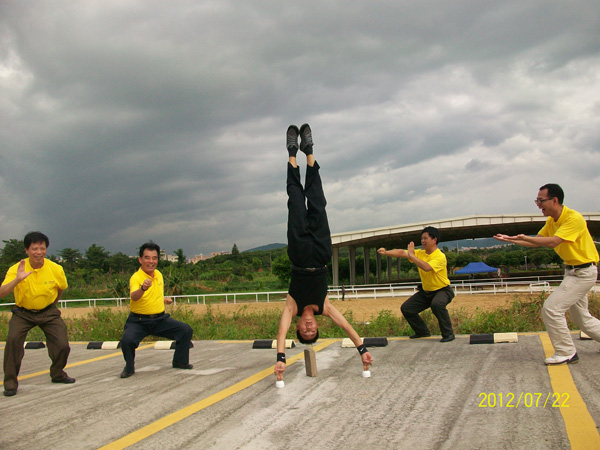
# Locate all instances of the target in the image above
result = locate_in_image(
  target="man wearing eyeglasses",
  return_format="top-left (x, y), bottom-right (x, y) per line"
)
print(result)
top-left (494, 183), bottom-right (600, 365)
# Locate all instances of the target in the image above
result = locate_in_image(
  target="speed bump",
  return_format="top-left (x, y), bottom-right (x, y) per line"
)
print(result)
top-left (252, 339), bottom-right (295, 349)
top-left (341, 337), bottom-right (388, 348)
top-left (580, 331), bottom-right (591, 340)
top-left (87, 341), bottom-right (121, 350)
top-left (469, 332), bottom-right (518, 344)
top-left (24, 341), bottom-right (46, 349)
top-left (154, 341), bottom-right (195, 350)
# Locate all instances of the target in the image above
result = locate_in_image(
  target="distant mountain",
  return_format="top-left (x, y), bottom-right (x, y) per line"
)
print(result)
top-left (440, 237), bottom-right (504, 249)
top-left (243, 243), bottom-right (287, 252)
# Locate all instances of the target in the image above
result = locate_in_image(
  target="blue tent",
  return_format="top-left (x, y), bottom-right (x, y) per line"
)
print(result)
top-left (455, 262), bottom-right (498, 274)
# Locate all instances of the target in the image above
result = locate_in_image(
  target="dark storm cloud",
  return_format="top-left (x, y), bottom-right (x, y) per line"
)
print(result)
top-left (1, 0), bottom-right (599, 257)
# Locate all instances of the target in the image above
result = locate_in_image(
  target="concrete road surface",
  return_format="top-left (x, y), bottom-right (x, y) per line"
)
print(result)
top-left (1, 333), bottom-right (600, 450)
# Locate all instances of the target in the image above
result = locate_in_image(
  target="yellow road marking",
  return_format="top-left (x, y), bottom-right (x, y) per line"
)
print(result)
top-left (540, 333), bottom-right (600, 450)
top-left (0, 344), bottom-right (154, 386)
top-left (98, 339), bottom-right (339, 450)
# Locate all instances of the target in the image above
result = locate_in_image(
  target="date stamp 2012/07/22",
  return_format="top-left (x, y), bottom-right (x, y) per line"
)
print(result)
top-left (478, 392), bottom-right (569, 408)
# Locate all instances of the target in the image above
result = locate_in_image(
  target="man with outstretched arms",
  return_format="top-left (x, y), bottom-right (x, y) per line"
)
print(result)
top-left (494, 183), bottom-right (600, 365)
top-left (378, 226), bottom-right (455, 342)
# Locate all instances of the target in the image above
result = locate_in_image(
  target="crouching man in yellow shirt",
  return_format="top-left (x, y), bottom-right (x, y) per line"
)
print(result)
top-left (0, 231), bottom-right (75, 397)
top-left (378, 226), bottom-right (455, 342)
top-left (119, 242), bottom-right (193, 378)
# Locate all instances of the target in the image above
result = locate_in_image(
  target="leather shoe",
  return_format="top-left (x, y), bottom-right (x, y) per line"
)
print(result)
top-left (120, 369), bottom-right (135, 378)
top-left (52, 375), bottom-right (76, 384)
top-left (173, 362), bottom-right (193, 370)
top-left (440, 334), bottom-right (455, 342)
top-left (409, 333), bottom-right (431, 339)
top-left (3, 389), bottom-right (17, 397)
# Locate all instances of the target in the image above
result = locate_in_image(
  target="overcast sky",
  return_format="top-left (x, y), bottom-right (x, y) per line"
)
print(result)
top-left (1, 1), bottom-right (599, 258)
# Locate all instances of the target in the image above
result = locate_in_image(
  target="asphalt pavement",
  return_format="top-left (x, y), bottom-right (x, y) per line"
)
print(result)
top-left (1, 333), bottom-right (600, 450)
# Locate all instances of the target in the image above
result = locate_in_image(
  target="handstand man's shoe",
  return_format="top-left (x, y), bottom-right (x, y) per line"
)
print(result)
top-left (287, 125), bottom-right (299, 157)
top-left (299, 123), bottom-right (314, 155)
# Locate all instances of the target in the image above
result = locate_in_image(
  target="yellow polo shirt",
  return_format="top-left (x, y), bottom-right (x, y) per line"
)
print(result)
top-left (539, 206), bottom-right (599, 266)
top-left (2, 258), bottom-right (68, 310)
top-left (129, 268), bottom-right (166, 315)
top-left (410, 248), bottom-right (450, 291)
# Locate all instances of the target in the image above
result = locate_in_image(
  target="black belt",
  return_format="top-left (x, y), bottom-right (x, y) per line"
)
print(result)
top-left (565, 262), bottom-right (596, 270)
top-left (291, 265), bottom-right (328, 274)
top-left (18, 304), bottom-right (54, 314)
top-left (131, 312), bottom-right (165, 319)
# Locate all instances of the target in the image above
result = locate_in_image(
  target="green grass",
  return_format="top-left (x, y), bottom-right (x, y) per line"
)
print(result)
top-left (1, 293), bottom-right (598, 341)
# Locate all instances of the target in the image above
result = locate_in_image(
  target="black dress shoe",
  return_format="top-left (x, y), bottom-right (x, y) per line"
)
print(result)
top-left (3, 389), bottom-right (17, 397)
top-left (409, 333), bottom-right (431, 339)
top-left (52, 375), bottom-right (76, 384)
top-left (120, 369), bottom-right (135, 378)
top-left (173, 363), bottom-right (193, 370)
top-left (440, 334), bottom-right (456, 342)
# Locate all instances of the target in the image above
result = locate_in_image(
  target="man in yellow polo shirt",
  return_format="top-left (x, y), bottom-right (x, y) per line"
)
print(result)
top-left (119, 242), bottom-right (193, 378)
top-left (378, 226), bottom-right (456, 342)
top-left (495, 183), bottom-right (600, 365)
top-left (0, 231), bottom-right (75, 397)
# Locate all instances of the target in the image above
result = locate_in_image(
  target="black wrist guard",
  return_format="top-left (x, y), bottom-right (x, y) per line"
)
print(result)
top-left (357, 344), bottom-right (368, 355)
top-left (277, 352), bottom-right (286, 363)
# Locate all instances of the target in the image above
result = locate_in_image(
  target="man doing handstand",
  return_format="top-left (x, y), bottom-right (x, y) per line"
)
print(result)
top-left (274, 124), bottom-right (373, 383)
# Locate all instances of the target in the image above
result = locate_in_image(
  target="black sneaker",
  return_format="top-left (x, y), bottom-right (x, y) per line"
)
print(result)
top-left (3, 389), bottom-right (17, 397)
top-left (287, 125), bottom-right (299, 157)
top-left (299, 123), bottom-right (314, 155)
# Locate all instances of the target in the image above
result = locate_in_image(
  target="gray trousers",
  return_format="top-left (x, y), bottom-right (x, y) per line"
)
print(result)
top-left (542, 265), bottom-right (600, 356)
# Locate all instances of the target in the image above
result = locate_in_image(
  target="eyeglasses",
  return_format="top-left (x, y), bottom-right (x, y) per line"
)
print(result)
top-left (534, 197), bottom-right (554, 205)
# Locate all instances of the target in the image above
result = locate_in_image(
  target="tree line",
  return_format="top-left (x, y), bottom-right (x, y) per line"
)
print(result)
top-left (0, 239), bottom-right (286, 301)
top-left (1, 238), bottom-right (594, 302)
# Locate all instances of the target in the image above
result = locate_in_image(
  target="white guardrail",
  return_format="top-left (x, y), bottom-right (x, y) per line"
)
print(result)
top-left (1, 275), bottom-right (598, 310)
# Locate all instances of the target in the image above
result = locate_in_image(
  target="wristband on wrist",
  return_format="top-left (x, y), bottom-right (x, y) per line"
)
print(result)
top-left (357, 344), bottom-right (368, 355)
top-left (276, 352), bottom-right (286, 363)
top-left (141, 285), bottom-right (147, 292)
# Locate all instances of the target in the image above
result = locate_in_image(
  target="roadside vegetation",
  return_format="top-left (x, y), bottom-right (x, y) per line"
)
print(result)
top-left (1, 293), bottom-right (598, 341)
top-left (0, 238), bottom-right (577, 304)
top-left (1, 238), bottom-right (598, 341)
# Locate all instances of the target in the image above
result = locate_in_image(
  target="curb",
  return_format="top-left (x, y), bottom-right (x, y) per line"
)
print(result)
top-left (341, 337), bottom-right (389, 348)
top-left (469, 332), bottom-right (518, 344)
top-left (252, 339), bottom-right (295, 349)
top-left (24, 341), bottom-right (46, 349)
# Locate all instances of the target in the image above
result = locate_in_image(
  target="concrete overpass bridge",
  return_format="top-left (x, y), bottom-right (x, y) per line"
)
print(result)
top-left (330, 213), bottom-right (600, 286)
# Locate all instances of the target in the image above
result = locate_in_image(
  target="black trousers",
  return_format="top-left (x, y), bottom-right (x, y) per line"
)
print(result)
top-left (287, 162), bottom-right (332, 268)
top-left (401, 285), bottom-right (455, 337)
top-left (120, 313), bottom-right (193, 372)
